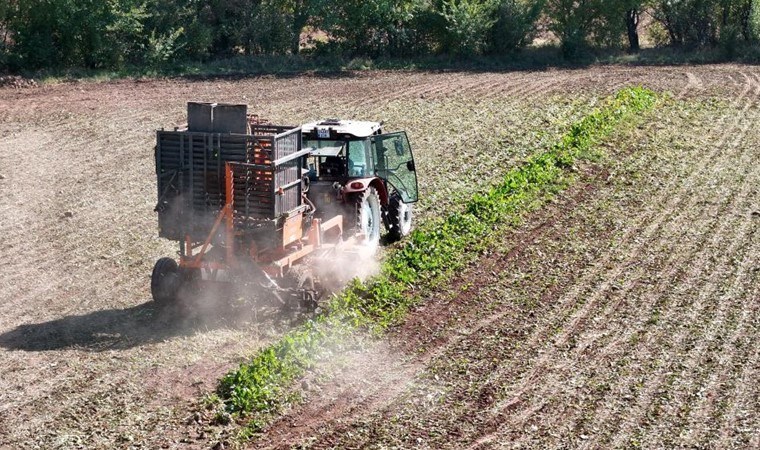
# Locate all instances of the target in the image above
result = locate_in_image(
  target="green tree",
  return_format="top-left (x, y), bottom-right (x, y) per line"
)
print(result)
top-left (625, 5), bottom-right (641, 52)
top-left (438, 0), bottom-right (496, 55)
top-left (545, 0), bottom-right (606, 58)
top-left (287, 0), bottom-right (312, 54)
top-left (652, 0), bottom-right (753, 52)
top-left (654, 0), bottom-right (718, 47)
top-left (750, 0), bottom-right (760, 39)
top-left (488, 0), bottom-right (544, 54)
top-left (6, 0), bottom-right (113, 69)
top-left (314, 0), bottom-right (426, 56)
top-left (594, 0), bottom-right (653, 52)
top-left (0, 0), bottom-right (14, 68)
top-left (716, 0), bottom-right (753, 57)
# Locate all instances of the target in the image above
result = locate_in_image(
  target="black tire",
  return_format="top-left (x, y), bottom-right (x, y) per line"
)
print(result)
top-left (151, 257), bottom-right (180, 306)
top-left (353, 186), bottom-right (382, 250)
top-left (386, 193), bottom-right (413, 242)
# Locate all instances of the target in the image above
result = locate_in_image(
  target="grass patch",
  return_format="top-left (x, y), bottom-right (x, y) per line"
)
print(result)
top-left (216, 86), bottom-right (659, 433)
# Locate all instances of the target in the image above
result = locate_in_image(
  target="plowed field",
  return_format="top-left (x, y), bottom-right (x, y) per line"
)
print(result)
top-left (0, 65), bottom-right (757, 449)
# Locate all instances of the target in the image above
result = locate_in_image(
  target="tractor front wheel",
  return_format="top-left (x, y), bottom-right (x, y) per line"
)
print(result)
top-left (353, 186), bottom-right (382, 250)
top-left (151, 257), bottom-right (180, 306)
top-left (386, 193), bottom-right (413, 241)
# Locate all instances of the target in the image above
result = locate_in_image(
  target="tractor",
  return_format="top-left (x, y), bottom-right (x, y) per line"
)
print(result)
top-left (300, 118), bottom-right (417, 246)
top-left (150, 103), bottom-right (418, 309)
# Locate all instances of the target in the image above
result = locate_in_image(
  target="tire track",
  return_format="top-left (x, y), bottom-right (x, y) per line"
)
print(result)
top-left (534, 68), bottom-right (748, 326)
top-left (0, 150), bottom-right (155, 319)
top-left (258, 165), bottom-right (615, 449)
top-left (628, 157), bottom-right (760, 447)
top-left (602, 176), bottom-right (759, 448)
top-left (579, 87), bottom-right (760, 447)
top-left (0, 67), bottom-right (754, 449)
top-left (576, 88), bottom-right (752, 442)
top-left (483, 70), bottom-right (750, 359)
top-left (343, 72), bottom-right (462, 108)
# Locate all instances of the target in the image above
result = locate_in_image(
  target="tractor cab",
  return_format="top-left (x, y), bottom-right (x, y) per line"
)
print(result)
top-left (301, 119), bottom-right (418, 243)
top-left (301, 119), bottom-right (418, 201)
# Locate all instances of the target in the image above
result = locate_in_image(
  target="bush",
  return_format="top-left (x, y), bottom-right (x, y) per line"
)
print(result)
top-left (719, 22), bottom-right (741, 59)
top-left (652, 0), bottom-right (754, 50)
top-left (6, 0), bottom-right (108, 69)
top-left (544, 0), bottom-right (604, 58)
top-left (488, 0), bottom-right (544, 54)
top-left (438, 0), bottom-right (496, 55)
top-left (654, 0), bottom-right (719, 47)
top-left (144, 1), bottom-right (211, 63)
top-left (314, 0), bottom-right (430, 57)
top-left (5, 0), bottom-right (760, 72)
top-left (751, 0), bottom-right (760, 40)
top-left (206, 0), bottom-right (294, 56)
top-left (0, 0), bottom-right (299, 72)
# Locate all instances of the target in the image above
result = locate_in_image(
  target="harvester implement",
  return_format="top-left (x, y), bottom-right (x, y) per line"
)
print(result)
top-left (151, 103), bottom-right (418, 309)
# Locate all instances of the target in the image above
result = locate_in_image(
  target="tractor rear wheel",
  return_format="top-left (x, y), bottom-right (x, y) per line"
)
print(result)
top-left (353, 186), bottom-right (382, 250)
top-left (151, 257), bottom-right (180, 306)
top-left (386, 193), bottom-right (413, 241)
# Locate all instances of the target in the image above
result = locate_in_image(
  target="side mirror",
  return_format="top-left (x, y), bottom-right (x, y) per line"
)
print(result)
top-left (406, 160), bottom-right (415, 172)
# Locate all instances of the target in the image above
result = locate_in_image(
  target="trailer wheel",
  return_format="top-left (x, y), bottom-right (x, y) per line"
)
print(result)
top-left (386, 193), bottom-right (413, 241)
top-left (354, 186), bottom-right (382, 250)
top-left (151, 257), bottom-right (180, 306)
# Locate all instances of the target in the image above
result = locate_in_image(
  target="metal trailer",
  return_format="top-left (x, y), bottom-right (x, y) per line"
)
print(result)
top-left (152, 103), bottom-right (342, 308)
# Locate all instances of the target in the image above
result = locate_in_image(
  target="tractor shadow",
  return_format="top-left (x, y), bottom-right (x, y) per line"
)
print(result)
top-left (0, 296), bottom-right (306, 352)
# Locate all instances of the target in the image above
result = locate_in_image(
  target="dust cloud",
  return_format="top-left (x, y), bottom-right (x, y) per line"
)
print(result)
top-left (312, 240), bottom-right (382, 293)
top-left (164, 236), bottom-right (382, 331)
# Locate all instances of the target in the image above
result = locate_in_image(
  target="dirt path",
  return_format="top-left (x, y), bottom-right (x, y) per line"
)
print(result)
top-left (0, 65), bottom-right (753, 448)
top-left (253, 71), bottom-right (759, 449)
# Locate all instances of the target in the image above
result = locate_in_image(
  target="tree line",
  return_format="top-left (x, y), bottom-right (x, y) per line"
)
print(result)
top-left (2, 0), bottom-right (760, 72)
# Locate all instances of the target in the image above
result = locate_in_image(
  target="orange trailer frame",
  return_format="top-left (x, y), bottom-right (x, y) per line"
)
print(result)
top-left (178, 162), bottom-right (344, 281)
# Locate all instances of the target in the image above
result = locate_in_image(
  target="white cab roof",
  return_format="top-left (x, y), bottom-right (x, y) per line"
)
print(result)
top-left (301, 119), bottom-right (382, 138)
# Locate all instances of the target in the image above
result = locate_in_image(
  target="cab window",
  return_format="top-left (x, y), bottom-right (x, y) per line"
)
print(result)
top-left (305, 139), bottom-right (346, 179)
top-left (347, 139), bottom-right (373, 177)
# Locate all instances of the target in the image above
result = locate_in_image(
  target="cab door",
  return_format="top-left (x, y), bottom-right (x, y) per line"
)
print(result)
top-left (371, 131), bottom-right (418, 203)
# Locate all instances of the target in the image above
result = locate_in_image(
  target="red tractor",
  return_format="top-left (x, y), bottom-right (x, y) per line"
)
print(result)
top-left (150, 103), bottom-right (418, 309)
top-left (300, 118), bottom-right (417, 246)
